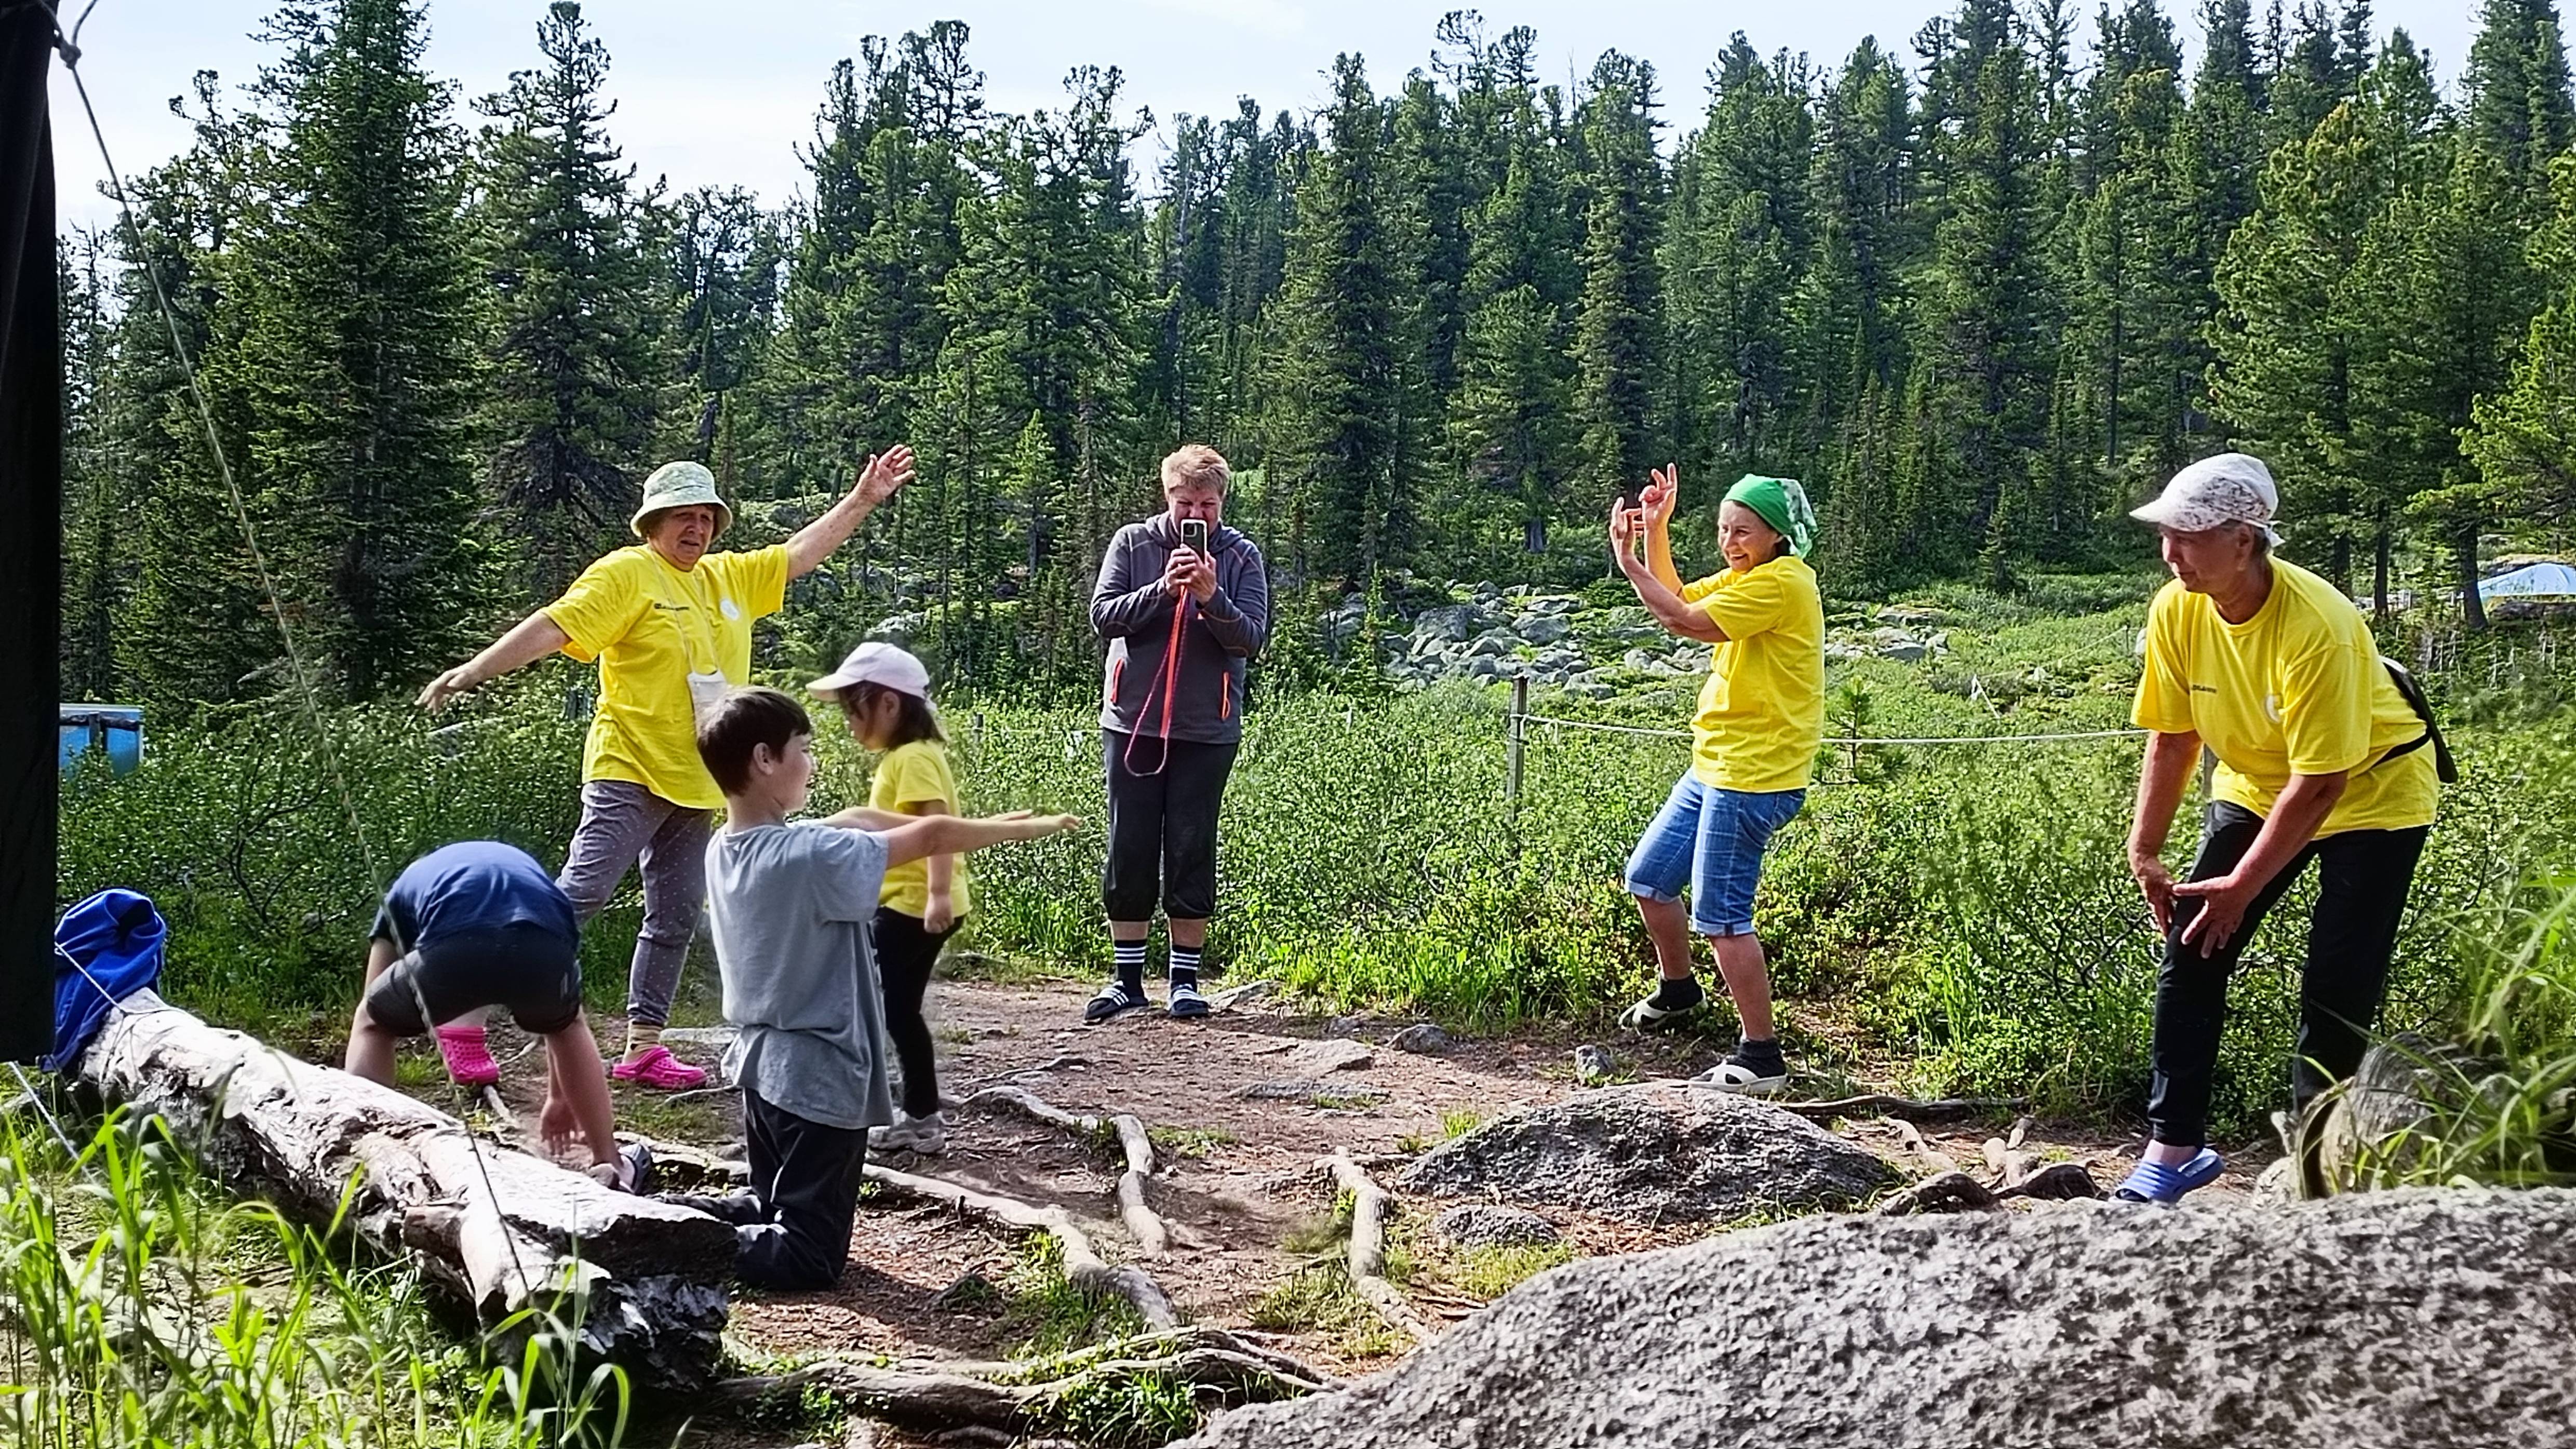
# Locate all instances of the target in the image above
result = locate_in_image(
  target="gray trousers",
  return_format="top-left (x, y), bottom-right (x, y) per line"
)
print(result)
top-left (556, 780), bottom-right (713, 1028)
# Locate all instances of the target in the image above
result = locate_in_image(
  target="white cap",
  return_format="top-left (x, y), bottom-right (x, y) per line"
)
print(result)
top-left (2130, 452), bottom-right (2283, 545)
top-left (807, 641), bottom-right (932, 700)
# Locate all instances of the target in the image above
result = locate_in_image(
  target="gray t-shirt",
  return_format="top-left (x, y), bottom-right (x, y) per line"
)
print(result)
top-left (704, 822), bottom-right (895, 1131)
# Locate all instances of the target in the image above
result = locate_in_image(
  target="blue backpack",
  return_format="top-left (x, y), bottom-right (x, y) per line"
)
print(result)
top-left (47, 889), bottom-right (168, 1072)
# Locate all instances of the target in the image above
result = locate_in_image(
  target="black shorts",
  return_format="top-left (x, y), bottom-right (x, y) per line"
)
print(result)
top-left (363, 920), bottom-right (583, 1037)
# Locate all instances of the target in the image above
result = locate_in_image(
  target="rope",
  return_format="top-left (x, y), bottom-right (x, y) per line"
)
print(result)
top-left (1515, 712), bottom-right (2145, 747)
top-left (48, 12), bottom-right (531, 1295)
top-left (1120, 593), bottom-right (1192, 778)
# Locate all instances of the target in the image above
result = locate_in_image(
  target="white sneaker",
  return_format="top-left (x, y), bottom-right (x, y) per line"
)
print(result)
top-left (869, 1111), bottom-right (949, 1156)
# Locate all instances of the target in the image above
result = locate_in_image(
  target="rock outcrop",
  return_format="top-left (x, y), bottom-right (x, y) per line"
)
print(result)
top-left (1180, 1188), bottom-right (2576, 1449)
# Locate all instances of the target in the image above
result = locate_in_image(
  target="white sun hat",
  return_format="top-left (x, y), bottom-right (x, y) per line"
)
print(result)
top-left (631, 461), bottom-right (734, 539)
top-left (807, 641), bottom-right (932, 701)
top-left (2130, 452), bottom-right (2283, 545)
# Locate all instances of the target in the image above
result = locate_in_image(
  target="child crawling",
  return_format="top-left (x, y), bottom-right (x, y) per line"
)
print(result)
top-left (345, 840), bottom-right (633, 1188)
top-left (664, 686), bottom-right (1079, 1288)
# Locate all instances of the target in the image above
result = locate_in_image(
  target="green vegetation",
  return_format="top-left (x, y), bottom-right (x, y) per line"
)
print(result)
top-left (1442, 1241), bottom-right (1578, 1300)
top-left (0, 1110), bottom-right (636, 1448)
top-left (1245, 1268), bottom-right (1408, 1360)
top-left (998, 1236), bottom-right (1149, 1358)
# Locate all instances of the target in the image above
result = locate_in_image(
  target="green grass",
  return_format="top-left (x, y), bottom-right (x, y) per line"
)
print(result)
top-left (1244, 1268), bottom-right (1406, 1359)
top-left (997, 1236), bottom-right (1148, 1358)
top-left (0, 1107), bottom-right (640, 1448)
top-left (1146, 1125), bottom-right (1239, 1159)
top-left (1444, 1241), bottom-right (1577, 1299)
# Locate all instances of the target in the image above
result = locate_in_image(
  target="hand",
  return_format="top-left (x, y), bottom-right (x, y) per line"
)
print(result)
top-left (2129, 851), bottom-right (2176, 936)
top-left (1185, 552), bottom-right (1218, 603)
top-left (923, 890), bottom-right (956, 934)
top-left (539, 1091), bottom-right (579, 1160)
top-left (1017, 812), bottom-right (1081, 838)
top-left (853, 445), bottom-right (918, 506)
top-left (418, 665), bottom-right (478, 712)
top-left (2172, 872), bottom-right (2256, 958)
top-left (1641, 465), bottom-right (1679, 530)
top-left (1607, 500), bottom-right (1648, 578)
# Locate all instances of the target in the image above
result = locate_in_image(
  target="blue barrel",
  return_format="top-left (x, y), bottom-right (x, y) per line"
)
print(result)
top-left (59, 704), bottom-right (144, 775)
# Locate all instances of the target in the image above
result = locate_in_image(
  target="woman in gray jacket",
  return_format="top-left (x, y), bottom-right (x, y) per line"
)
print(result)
top-left (1086, 445), bottom-right (1271, 1021)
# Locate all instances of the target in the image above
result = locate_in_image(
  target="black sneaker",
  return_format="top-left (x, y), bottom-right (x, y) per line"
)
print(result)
top-left (1617, 975), bottom-right (1706, 1032)
top-left (1084, 980), bottom-right (1151, 1024)
top-left (1693, 1040), bottom-right (1789, 1096)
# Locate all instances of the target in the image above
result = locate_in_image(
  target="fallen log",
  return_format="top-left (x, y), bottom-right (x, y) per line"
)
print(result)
top-left (72, 992), bottom-right (737, 1390)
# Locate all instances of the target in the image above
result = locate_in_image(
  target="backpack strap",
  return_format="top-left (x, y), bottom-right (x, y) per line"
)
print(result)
top-left (2379, 656), bottom-right (2459, 785)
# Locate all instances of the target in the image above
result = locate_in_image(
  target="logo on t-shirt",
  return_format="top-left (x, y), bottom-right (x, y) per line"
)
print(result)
top-left (720, 596), bottom-right (741, 622)
top-left (2264, 693), bottom-right (2284, 723)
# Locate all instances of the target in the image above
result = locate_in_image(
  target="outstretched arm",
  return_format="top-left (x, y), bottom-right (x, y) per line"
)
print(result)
top-left (878, 811), bottom-right (1081, 870)
top-left (418, 612), bottom-right (574, 710)
top-left (787, 446), bottom-right (917, 579)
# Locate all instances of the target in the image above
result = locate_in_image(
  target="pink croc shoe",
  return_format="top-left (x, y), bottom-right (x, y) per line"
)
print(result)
top-left (610, 1044), bottom-right (706, 1091)
top-left (433, 1025), bottom-right (500, 1087)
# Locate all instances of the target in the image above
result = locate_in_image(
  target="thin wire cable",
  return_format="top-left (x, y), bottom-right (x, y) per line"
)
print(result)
top-left (1515, 710), bottom-right (2145, 747)
top-left (49, 15), bottom-right (536, 1298)
top-left (8, 1063), bottom-right (82, 1158)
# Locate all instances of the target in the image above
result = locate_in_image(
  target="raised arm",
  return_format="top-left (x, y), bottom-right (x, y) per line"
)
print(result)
top-left (786, 446), bottom-right (917, 579)
top-left (418, 612), bottom-right (574, 711)
top-left (1612, 501), bottom-right (1725, 645)
top-left (1196, 546), bottom-right (1270, 658)
top-left (1092, 531), bottom-right (1179, 639)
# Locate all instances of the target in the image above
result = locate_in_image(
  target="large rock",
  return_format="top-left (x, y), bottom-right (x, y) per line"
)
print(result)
top-left (1398, 1082), bottom-right (1896, 1223)
top-left (1178, 1188), bottom-right (2576, 1449)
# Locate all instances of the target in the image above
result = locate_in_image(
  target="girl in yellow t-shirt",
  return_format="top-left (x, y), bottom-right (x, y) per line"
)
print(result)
top-left (810, 643), bottom-right (964, 1156)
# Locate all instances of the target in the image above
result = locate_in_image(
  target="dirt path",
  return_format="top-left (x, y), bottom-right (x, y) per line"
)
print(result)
top-left (419, 977), bottom-right (2279, 1443)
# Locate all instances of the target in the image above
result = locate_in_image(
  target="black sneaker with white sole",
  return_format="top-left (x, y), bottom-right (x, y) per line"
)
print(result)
top-left (1693, 1039), bottom-right (1789, 1095)
top-left (1617, 974), bottom-right (1706, 1031)
top-left (1084, 979), bottom-right (1152, 1024)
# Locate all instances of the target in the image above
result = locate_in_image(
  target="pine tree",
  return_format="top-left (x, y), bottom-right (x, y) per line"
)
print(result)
top-left (669, 185), bottom-right (782, 465)
top-left (59, 230), bottom-right (121, 701)
top-left (1264, 55), bottom-right (1401, 583)
top-left (475, 1), bottom-right (672, 595)
top-left (1569, 51), bottom-right (1666, 504)
top-left (209, 0), bottom-right (491, 702)
top-left (2464, 0), bottom-right (2576, 184)
top-left (2467, 155), bottom-right (2576, 535)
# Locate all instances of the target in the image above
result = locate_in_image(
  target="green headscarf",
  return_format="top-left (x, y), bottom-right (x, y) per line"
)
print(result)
top-left (1722, 474), bottom-right (1817, 559)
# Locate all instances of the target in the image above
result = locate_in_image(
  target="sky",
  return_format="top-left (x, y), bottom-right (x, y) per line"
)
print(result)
top-left (45, 0), bottom-right (2511, 229)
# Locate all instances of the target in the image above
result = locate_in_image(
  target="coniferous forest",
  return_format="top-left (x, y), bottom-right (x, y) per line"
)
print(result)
top-left (54, 0), bottom-right (2576, 712)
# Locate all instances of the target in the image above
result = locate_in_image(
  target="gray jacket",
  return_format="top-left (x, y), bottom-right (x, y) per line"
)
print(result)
top-left (1092, 516), bottom-right (1271, 745)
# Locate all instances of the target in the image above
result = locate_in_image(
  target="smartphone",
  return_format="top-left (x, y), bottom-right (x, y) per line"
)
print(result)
top-left (1180, 517), bottom-right (1209, 556)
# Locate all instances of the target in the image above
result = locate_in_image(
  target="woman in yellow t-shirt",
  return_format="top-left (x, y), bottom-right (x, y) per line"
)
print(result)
top-left (809, 643), bottom-right (964, 1157)
top-left (2118, 453), bottom-right (2439, 1203)
top-left (1607, 469), bottom-right (1825, 1095)
top-left (415, 451), bottom-right (914, 1090)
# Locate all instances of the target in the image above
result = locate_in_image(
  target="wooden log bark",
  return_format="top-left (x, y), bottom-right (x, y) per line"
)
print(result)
top-left (961, 1086), bottom-right (1173, 1257)
top-left (73, 992), bottom-right (737, 1390)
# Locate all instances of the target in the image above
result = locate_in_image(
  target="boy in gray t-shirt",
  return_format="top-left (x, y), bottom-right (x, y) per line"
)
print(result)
top-left (674, 687), bottom-right (1079, 1289)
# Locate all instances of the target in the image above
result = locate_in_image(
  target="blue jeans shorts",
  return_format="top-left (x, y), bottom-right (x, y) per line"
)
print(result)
top-left (1623, 775), bottom-right (1807, 938)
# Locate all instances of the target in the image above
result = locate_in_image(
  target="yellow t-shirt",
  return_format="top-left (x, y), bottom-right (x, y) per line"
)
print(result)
top-left (2132, 560), bottom-right (2438, 836)
top-left (1682, 555), bottom-right (1826, 793)
top-left (869, 741), bottom-right (969, 920)
top-left (544, 544), bottom-right (790, 810)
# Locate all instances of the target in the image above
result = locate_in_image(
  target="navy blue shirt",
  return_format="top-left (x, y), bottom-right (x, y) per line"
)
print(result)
top-left (372, 841), bottom-right (577, 952)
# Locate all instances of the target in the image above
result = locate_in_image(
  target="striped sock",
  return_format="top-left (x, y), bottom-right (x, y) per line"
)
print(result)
top-left (1113, 940), bottom-right (1147, 994)
top-left (1169, 944), bottom-right (1202, 990)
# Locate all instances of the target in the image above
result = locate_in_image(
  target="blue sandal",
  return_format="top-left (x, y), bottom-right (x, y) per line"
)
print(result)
top-left (2112, 1148), bottom-right (2224, 1203)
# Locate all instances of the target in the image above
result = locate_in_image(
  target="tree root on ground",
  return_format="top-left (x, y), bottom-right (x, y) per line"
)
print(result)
top-left (1320, 1153), bottom-right (1437, 1346)
top-left (863, 1163), bottom-right (1179, 1330)
top-left (710, 1326), bottom-right (1337, 1440)
top-left (961, 1085), bottom-right (1174, 1257)
top-left (1771, 1094), bottom-right (2031, 1122)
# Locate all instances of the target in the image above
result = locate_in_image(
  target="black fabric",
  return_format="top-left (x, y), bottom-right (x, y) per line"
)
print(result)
top-left (2379, 656), bottom-right (2459, 785)
top-left (361, 922), bottom-right (582, 1036)
top-left (675, 1087), bottom-right (868, 1290)
top-left (0, 4), bottom-right (61, 1064)
top-left (1102, 730), bottom-right (1239, 922)
top-left (873, 905), bottom-right (958, 1119)
top-left (2145, 801), bottom-right (2430, 1149)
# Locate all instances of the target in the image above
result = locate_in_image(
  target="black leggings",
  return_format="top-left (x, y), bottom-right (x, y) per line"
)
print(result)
top-left (1102, 730), bottom-right (1239, 921)
top-left (2146, 801), bottom-right (2430, 1149)
top-left (874, 906), bottom-right (959, 1119)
